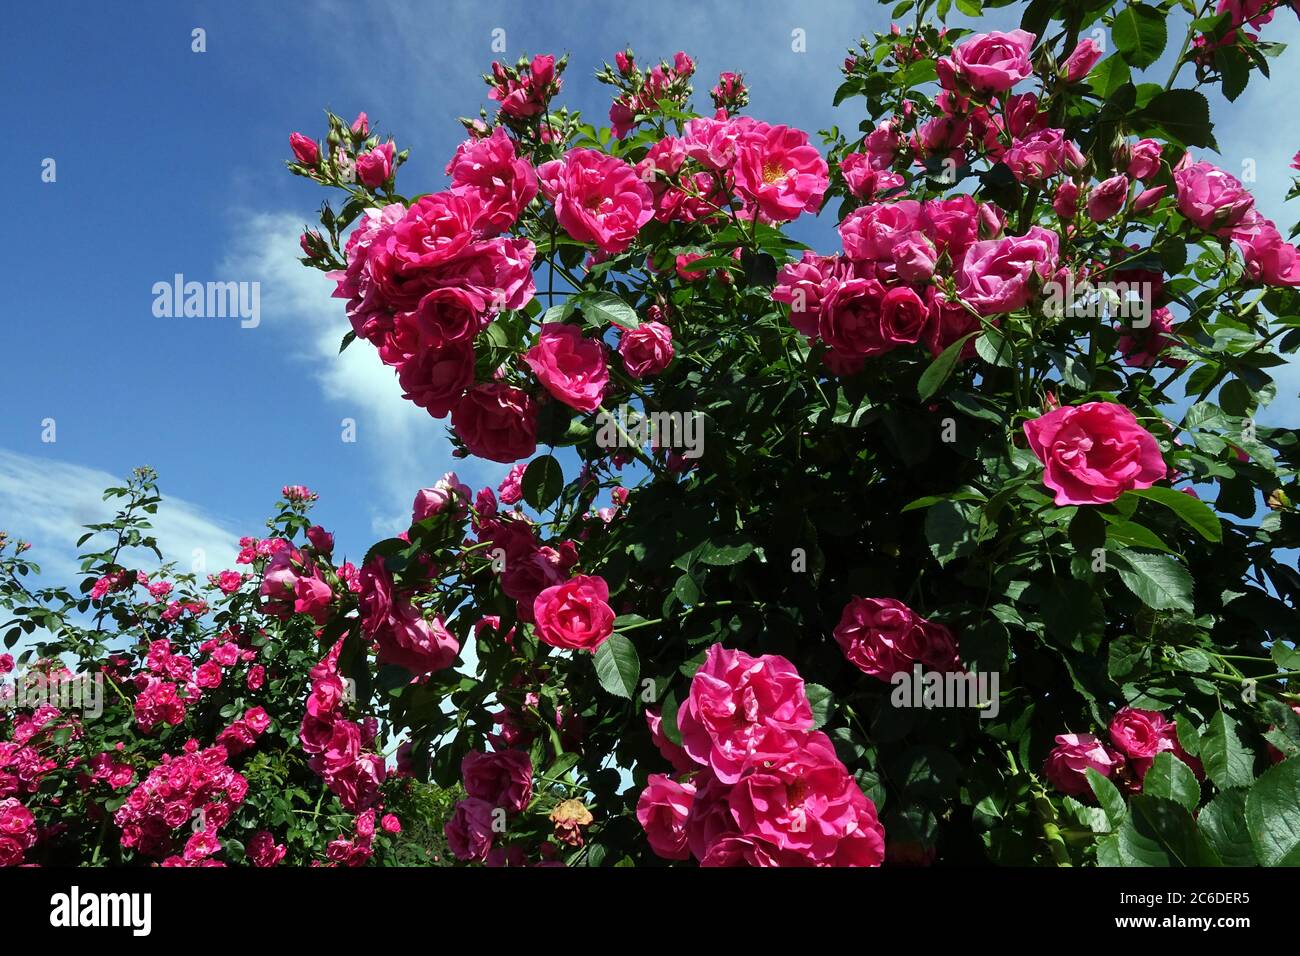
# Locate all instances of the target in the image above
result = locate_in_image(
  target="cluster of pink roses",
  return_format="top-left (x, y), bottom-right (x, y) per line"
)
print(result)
top-left (444, 749), bottom-right (534, 863)
top-left (607, 50), bottom-right (696, 139)
top-left (1174, 156), bottom-right (1300, 286)
top-left (324, 125), bottom-right (540, 462)
top-left (359, 556), bottom-right (459, 677)
top-left (299, 639), bottom-right (387, 813)
top-left (259, 541), bottom-right (335, 624)
top-left (0, 797), bottom-right (37, 867)
top-left (637, 645), bottom-right (885, 866)
top-left (1044, 707), bottom-right (1202, 798)
top-left (832, 596), bottom-right (961, 680)
top-left (775, 194), bottom-right (1029, 367)
top-left (114, 741), bottom-right (248, 861)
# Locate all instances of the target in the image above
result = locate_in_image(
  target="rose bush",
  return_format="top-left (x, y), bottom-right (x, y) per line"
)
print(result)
top-left (4, 0), bottom-right (1300, 867)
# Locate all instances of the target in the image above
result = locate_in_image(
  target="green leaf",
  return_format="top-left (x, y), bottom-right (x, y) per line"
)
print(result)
top-left (577, 291), bottom-right (638, 329)
top-left (1114, 550), bottom-right (1194, 613)
top-left (593, 633), bottom-right (640, 699)
top-left (521, 455), bottom-right (564, 511)
top-left (917, 332), bottom-right (975, 401)
top-left (1125, 487), bottom-right (1222, 542)
top-left (805, 682), bottom-right (834, 730)
top-left (1115, 796), bottom-right (1221, 866)
top-left (1200, 789), bottom-right (1256, 866)
top-left (1138, 89), bottom-right (1216, 149)
top-left (1142, 752), bottom-right (1201, 812)
top-left (700, 538), bottom-right (753, 566)
top-left (1113, 3), bottom-right (1168, 69)
top-left (1245, 757), bottom-right (1300, 866)
top-left (1088, 768), bottom-right (1128, 830)
top-left (1201, 711), bottom-right (1255, 791)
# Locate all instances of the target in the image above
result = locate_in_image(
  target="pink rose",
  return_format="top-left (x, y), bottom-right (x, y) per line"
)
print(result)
top-left (537, 149), bottom-right (654, 254)
top-left (618, 321), bottom-right (674, 378)
top-left (1062, 38), bottom-right (1103, 81)
top-left (451, 383), bottom-right (538, 463)
top-left (412, 472), bottom-right (472, 523)
top-left (1053, 180), bottom-right (1080, 218)
top-left (637, 774), bottom-right (696, 860)
top-left (247, 830), bottom-right (286, 867)
top-left (446, 127), bottom-right (539, 235)
top-left (374, 603), bottom-right (459, 675)
top-left (1005, 128), bottom-right (1068, 183)
top-left (461, 750), bottom-right (533, 813)
top-left (819, 277), bottom-right (888, 356)
top-left (955, 226), bottom-right (1059, 316)
top-left (833, 596), bottom-right (961, 679)
top-left (732, 123), bottom-right (829, 222)
top-left (1087, 174), bottom-right (1129, 222)
top-left (497, 462), bottom-right (526, 505)
top-left (1174, 161), bottom-right (1256, 233)
top-left (444, 797), bottom-right (496, 861)
top-left (533, 575), bottom-right (615, 651)
top-left (677, 643), bottom-right (813, 783)
top-left (1109, 707), bottom-right (1203, 784)
top-left (840, 153), bottom-right (903, 201)
top-left (356, 141), bottom-right (395, 189)
top-left (839, 200), bottom-right (922, 263)
top-left (1233, 219), bottom-right (1300, 286)
top-left (727, 730), bottom-right (885, 866)
top-left (1044, 733), bottom-right (1117, 798)
top-left (942, 30), bottom-right (1036, 93)
top-left (1126, 138), bottom-right (1163, 180)
top-left (1023, 402), bottom-right (1166, 505)
top-left (396, 340), bottom-right (475, 419)
top-left (524, 323), bottom-right (609, 413)
top-left (289, 132), bottom-right (319, 166)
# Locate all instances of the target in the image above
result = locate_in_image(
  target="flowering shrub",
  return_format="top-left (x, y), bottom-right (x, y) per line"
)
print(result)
top-left (5, 0), bottom-right (1300, 867)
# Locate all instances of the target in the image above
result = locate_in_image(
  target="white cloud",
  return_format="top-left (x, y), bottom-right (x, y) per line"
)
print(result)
top-left (0, 448), bottom-right (241, 586)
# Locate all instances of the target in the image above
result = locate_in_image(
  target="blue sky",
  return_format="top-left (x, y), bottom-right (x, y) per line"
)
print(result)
top-left (2, 0), bottom-right (1298, 587)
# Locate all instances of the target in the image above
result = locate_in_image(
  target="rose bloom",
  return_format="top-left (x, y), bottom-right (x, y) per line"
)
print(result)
top-left (955, 226), bottom-right (1059, 316)
top-left (727, 730), bottom-right (886, 866)
top-left (356, 141), bottom-right (394, 189)
top-left (618, 321), bottom-right (674, 378)
top-left (840, 153), bottom-right (903, 201)
top-left (1062, 37), bottom-right (1103, 81)
top-left (412, 472), bottom-right (472, 523)
top-left (451, 383), bottom-right (538, 463)
top-left (1233, 219), bottom-right (1300, 286)
top-left (247, 830), bottom-right (286, 867)
top-left (446, 126), bottom-right (539, 236)
top-left (677, 643), bottom-right (813, 784)
top-left (731, 122), bottom-right (829, 222)
top-left (289, 132), bottom-right (319, 166)
top-left (773, 251), bottom-right (852, 338)
top-left (1117, 306), bottom-right (1184, 369)
top-left (1043, 733), bottom-right (1118, 798)
top-left (444, 797), bottom-right (496, 861)
top-left (461, 750), bottom-right (533, 813)
top-left (636, 773), bottom-right (696, 860)
top-left (524, 323), bottom-right (609, 413)
top-left (942, 29), bottom-right (1036, 93)
top-left (819, 277), bottom-right (889, 357)
top-left (1174, 160), bottom-right (1256, 233)
top-left (532, 575), bottom-right (615, 651)
top-left (1109, 707), bottom-right (1203, 783)
top-left (1127, 138), bottom-right (1163, 180)
top-left (396, 339), bottom-right (474, 419)
top-left (1004, 128), bottom-right (1068, 183)
top-left (374, 602), bottom-right (460, 675)
top-left (1087, 174), bottom-right (1130, 222)
top-left (833, 596), bottom-right (960, 679)
top-left (1023, 402), bottom-right (1166, 506)
top-left (838, 200), bottom-right (922, 263)
top-left (537, 149), bottom-right (654, 254)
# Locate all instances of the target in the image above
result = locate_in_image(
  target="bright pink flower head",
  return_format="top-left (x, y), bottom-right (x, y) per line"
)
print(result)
top-left (943, 29), bottom-right (1036, 93)
top-left (618, 321), bottom-right (674, 378)
top-left (412, 472), bottom-right (473, 523)
top-left (732, 123), bottom-right (829, 222)
top-left (524, 323), bottom-right (609, 413)
top-left (446, 127), bottom-right (539, 235)
top-left (356, 141), bottom-right (395, 189)
top-left (1174, 161), bottom-right (1256, 233)
top-left (1062, 37), bottom-right (1103, 80)
top-left (289, 132), bottom-right (319, 166)
top-left (532, 575), bottom-right (615, 652)
top-left (833, 596), bottom-right (961, 679)
top-left (1044, 733), bottom-right (1117, 799)
top-left (537, 149), bottom-right (654, 254)
top-left (955, 226), bottom-right (1059, 316)
top-left (1023, 402), bottom-right (1166, 505)
top-left (451, 383), bottom-right (539, 463)
top-left (461, 750), bottom-right (533, 813)
top-left (1087, 174), bottom-right (1130, 222)
top-left (637, 773), bottom-right (696, 860)
top-left (677, 643), bottom-right (813, 784)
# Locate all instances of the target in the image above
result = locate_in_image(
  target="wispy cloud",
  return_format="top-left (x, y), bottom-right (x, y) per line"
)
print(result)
top-left (0, 448), bottom-right (241, 586)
